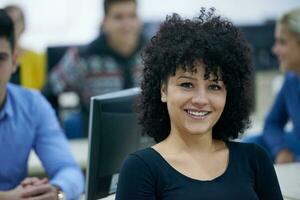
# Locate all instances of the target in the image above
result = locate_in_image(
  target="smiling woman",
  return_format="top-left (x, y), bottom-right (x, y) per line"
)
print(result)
top-left (160, 63), bottom-right (227, 138)
top-left (116, 8), bottom-right (283, 200)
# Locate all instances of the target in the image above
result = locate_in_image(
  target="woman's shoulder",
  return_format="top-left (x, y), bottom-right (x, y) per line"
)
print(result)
top-left (286, 71), bottom-right (298, 79)
top-left (119, 147), bottom-right (165, 183)
top-left (284, 72), bottom-right (300, 85)
top-left (227, 140), bottom-right (255, 149)
top-left (134, 147), bottom-right (166, 164)
top-left (227, 141), bottom-right (269, 159)
top-left (123, 148), bottom-right (162, 170)
top-left (228, 141), bottom-right (273, 169)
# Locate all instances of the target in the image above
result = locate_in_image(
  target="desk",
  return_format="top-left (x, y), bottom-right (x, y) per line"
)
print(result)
top-left (80, 194), bottom-right (115, 200)
top-left (28, 139), bottom-right (88, 176)
top-left (275, 163), bottom-right (300, 200)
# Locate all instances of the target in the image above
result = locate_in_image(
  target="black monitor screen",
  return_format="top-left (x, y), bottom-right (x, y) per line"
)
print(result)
top-left (86, 88), bottom-right (153, 200)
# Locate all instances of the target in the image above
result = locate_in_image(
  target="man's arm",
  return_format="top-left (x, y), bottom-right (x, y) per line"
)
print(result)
top-left (32, 91), bottom-right (84, 200)
top-left (43, 47), bottom-right (86, 96)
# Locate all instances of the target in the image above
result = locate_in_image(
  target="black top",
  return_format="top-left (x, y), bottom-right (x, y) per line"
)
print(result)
top-left (116, 141), bottom-right (283, 200)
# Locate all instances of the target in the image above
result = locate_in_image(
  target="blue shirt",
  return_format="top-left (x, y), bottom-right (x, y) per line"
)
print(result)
top-left (263, 72), bottom-right (300, 156)
top-left (0, 84), bottom-right (84, 200)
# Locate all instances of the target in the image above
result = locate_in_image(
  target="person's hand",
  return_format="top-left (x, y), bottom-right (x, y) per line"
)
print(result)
top-left (21, 183), bottom-right (58, 200)
top-left (21, 177), bottom-right (48, 188)
top-left (275, 149), bottom-right (295, 164)
top-left (0, 177), bottom-right (58, 200)
top-left (0, 184), bottom-right (27, 200)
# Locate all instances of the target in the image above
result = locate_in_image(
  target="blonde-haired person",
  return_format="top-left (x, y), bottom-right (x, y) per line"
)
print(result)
top-left (265, 7), bottom-right (300, 163)
top-left (245, 8), bottom-right (300, 164)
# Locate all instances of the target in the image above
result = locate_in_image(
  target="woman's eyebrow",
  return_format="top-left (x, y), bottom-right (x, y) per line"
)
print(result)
top-left (177, 75), bottom-right (197, 80)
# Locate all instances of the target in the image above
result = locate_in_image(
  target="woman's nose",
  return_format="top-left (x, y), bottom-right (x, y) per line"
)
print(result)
top-left (191, 88), bottom-right (209, 105)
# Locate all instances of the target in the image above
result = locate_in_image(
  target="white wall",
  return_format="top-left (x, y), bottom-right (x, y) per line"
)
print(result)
top-left (1, 0), bottom-right (300, 51)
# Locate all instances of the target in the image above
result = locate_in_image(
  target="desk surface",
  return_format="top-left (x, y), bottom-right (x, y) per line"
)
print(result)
top-left (275, 163), bottom-right (300, 200)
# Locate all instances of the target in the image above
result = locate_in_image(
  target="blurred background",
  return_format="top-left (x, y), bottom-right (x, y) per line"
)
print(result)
top-left (0, 0), bottom-right (299, 51)
top-left (1, 0), bottom-right (300, 132)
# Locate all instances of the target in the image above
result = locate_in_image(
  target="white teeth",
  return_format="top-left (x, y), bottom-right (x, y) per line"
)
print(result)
top-left (187, 110), bottom-right (209, 116)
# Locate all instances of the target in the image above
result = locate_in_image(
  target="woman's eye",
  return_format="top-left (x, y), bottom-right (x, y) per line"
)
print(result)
top-left (180, 82), bottom-right (193, 88)
top-left (209, 84), bottom-right (221, 91)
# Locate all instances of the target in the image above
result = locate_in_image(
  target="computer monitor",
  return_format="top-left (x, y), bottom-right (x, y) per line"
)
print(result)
top-left (86, 87), bottom-right (154, 200)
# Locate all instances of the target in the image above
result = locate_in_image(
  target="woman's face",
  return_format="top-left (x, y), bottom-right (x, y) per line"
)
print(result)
top-left (272, 23), bottom-right (300, 72)
top-left (160, 62), bottom-right (227, 138)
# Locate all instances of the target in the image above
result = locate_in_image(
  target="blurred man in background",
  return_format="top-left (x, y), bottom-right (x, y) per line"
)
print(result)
top-left (0, 9), bottom-right (84, 200)
top-left (44, 0), bottom-right (147, 138)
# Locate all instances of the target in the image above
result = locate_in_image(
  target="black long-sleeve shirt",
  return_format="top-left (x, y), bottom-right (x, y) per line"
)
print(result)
top-left (116, 141), bottom-right (283, 200)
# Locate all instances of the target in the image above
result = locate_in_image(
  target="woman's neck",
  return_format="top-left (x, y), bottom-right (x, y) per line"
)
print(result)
top-left (162, 131), bottom-right (223, 156)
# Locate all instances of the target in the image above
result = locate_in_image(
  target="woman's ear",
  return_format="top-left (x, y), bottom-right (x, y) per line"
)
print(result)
top-left (160, 84), bottom-right (167, 103)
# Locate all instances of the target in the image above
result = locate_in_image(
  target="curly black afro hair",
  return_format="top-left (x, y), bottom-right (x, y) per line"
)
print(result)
top-left (139, 8), bottom-right (254, 143)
